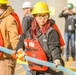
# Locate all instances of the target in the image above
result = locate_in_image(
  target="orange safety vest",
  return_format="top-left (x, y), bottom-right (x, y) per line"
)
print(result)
top-left (24, 38), bottom-right (48, 71)
top-left (0, 30), bottom-right (4, 57)
top-left (11, 12), bottom-right (23, 34)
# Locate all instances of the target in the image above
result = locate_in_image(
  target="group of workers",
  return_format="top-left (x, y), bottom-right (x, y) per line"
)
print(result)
top-left (0, 0), bottom-right (76, 75)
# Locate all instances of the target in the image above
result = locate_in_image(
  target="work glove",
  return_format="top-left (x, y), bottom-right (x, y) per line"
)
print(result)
top-left (54, 59), bottom-right (61, 67)
top-left (11, 50), bottom-right (17, 59)
top-left (17, 49), bottom-right (25, 61)
top-left (51, 59), bottom-right (61, 72)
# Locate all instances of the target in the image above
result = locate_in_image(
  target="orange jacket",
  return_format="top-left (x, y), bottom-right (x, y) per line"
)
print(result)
top-left (0, 6), bottom-right (19, 58)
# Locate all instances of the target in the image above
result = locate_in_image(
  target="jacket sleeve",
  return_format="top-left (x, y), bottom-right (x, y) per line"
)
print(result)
top-left (16, 28), bottom-right (32, 51)
top-left (6, 15), bottom-right (19, 50)
top-left (47, 29), bottom-right (62, 61)
top-left (59, 10), bottom-right (67, 18)
top-left (16, 33), bottom-right (26, 51)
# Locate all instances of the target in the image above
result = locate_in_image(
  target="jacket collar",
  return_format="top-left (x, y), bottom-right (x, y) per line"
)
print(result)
top-left (0, 6), bottom-right (14, 19)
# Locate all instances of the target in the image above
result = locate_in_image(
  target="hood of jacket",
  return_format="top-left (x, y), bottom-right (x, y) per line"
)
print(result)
top-left (0, 6), bottom-right (14, 19)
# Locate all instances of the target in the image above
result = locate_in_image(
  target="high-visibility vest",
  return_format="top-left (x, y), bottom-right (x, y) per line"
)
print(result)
top-left (24, 38), bottom-right (48, 71)
top-left (11, 12), bottom-right (22, 35)
top-left (0, 30), bottom-right (4, 57)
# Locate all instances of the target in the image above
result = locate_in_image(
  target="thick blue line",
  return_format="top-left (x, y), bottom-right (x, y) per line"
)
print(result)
top-left (0, 46), bottom-right (76, 75)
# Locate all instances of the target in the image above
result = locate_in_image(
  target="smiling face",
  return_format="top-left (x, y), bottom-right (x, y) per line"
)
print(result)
top-left (35, 13), bottom-right (49, 27)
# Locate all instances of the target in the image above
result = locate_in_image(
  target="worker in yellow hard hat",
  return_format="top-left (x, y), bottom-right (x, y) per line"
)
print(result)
top-left (32, 2), bottom-right (50, 14)
top-left (16, 1), bottom-right (64, 75)
top-left (0, 0), bottom-right (22, 75)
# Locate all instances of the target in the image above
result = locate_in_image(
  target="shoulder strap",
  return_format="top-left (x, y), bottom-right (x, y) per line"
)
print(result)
top-left (0, 30), bottom-right (4, 46)
top-left (50, 19), bottom-right (55, 26)
top-left (42, 27), bottom-right (54, 53)
top-left (42, 27), bottom-right (54, 59)
top-left (46, 27), bottom-right (54, 36)
top-left (11, 12), bottom-right (23, 35)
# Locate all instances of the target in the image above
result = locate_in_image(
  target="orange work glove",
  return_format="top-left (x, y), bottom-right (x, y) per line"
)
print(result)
top-left (11, 50), bottom-right (17, 59)
top-left (17, 49), bottom-right (25, 61)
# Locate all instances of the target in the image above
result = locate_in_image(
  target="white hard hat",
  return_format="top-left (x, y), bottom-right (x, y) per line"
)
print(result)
top-left (22, 1), bottom-right (32, 9)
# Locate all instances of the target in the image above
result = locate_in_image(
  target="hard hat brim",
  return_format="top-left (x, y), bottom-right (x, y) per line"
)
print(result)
top-left (32, 11), bottom-right (51, 14)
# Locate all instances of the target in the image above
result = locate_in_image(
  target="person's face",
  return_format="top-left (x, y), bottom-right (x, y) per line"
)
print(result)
top-left (35, 13), bottom-right (49, 27)
top-left (68, 8), bottom-right (73, 12)
top-left (22, 8), bottom-right (31, 16)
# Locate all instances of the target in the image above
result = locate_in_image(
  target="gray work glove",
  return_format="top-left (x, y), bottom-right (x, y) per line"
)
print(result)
top-left (54, 59), bottom-right (61, 67)
top-left (51, 59), bottom-right (61, 72)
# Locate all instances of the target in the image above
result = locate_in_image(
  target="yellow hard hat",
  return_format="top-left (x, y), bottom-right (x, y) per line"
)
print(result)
top-left (32, 1), bottom-right (50, 14)
top-left (0, 0), bottom-right (10, 4)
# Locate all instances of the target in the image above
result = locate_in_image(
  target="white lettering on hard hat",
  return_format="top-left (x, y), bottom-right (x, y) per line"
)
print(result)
top-left (40, 8), bottom-right (46, 11)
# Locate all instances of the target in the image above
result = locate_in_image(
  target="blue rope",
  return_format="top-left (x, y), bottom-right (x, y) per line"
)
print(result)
top-left (0, 46), bottom-right (76, 75)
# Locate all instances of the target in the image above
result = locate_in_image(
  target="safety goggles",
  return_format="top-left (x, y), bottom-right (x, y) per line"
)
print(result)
top-left (36, 14), bottom-right (49, 19)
